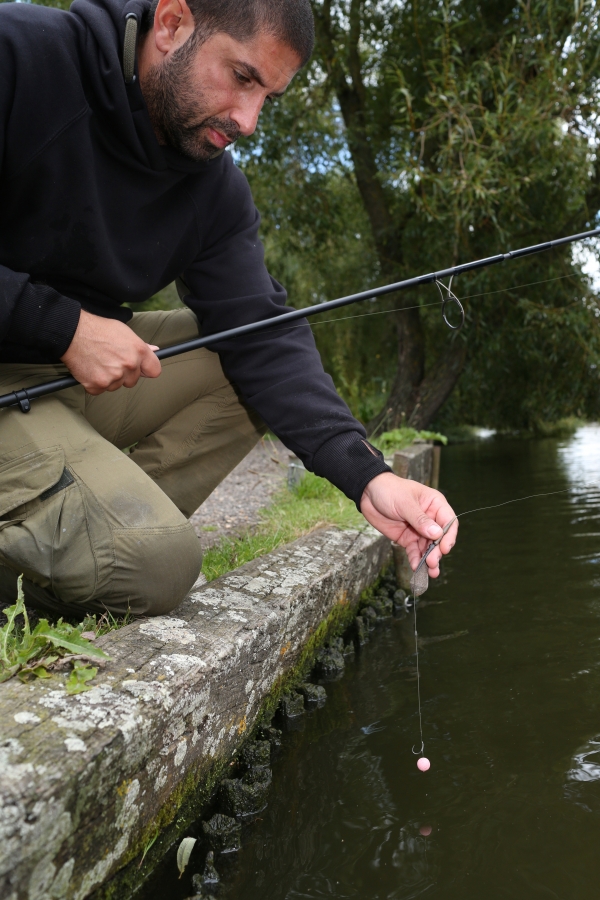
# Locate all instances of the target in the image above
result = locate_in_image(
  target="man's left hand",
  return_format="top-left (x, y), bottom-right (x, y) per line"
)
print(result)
top-left (360, 472), bottom-right (458, 578)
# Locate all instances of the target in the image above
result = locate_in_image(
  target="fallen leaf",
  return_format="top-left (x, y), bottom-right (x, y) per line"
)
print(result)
top-left (176, 837), bottom-right (197, 878)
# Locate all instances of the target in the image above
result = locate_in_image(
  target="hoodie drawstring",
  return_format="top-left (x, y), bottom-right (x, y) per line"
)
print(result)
top-left (123, 13), bottom-right (138, 84)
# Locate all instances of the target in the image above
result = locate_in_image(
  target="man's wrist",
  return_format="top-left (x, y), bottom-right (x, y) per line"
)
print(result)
top-left (312, 432), bottom-right (392, 509)
top-left (360, 471), bottom-right (397, 510)
top-left (60, 308), bottom-right (89, 362)
top-left (8, 282), bottom-right (81, 359)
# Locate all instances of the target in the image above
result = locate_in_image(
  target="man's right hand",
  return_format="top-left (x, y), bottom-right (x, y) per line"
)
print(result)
top-left (60, 310), bottom-right (162, 395)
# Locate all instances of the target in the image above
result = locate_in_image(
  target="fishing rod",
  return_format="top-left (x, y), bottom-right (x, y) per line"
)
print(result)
top-left (1, 226), bottom-right (599, 413)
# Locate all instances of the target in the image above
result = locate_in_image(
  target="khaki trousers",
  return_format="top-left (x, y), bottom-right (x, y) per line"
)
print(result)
top-left (0, 309), bottom-right (265, 617)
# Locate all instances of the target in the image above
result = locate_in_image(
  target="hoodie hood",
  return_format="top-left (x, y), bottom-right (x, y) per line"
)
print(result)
top-left (69, 0), bottom-right (213, 172)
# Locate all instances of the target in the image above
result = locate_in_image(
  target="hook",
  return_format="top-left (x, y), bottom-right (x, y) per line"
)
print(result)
top-left (435, 276), bottom-right (465, 331)
top-left (412, 741), bottom-right (425, 756)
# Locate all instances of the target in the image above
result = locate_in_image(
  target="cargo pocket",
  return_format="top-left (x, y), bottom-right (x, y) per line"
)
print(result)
top-left (0, 444), bottom-right (103, 606)
top-left (0, 444), bottom-right (67, 519)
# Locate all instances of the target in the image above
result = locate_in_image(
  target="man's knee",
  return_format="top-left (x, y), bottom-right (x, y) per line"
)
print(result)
top-left (0, 467), bottom-right (203, 618)
top-left (109, 520), bottom-right (203, 616)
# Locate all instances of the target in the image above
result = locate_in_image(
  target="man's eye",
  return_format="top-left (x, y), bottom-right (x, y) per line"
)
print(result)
top-left (234, 71), bottom-right (251, 85)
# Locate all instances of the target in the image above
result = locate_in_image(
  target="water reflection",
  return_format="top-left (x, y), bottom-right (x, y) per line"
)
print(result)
top-left (567, 739), bottom-right (600, 782)
top-left (559, 424), bottom-right (600, 489)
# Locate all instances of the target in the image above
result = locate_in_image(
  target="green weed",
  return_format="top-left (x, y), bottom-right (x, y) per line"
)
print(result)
top-left (66, 660), bottom-right (99, 695)
top-left (0, 576), bottom-right (109, 686)
top-left (371, 428), bottom-right (447, 455)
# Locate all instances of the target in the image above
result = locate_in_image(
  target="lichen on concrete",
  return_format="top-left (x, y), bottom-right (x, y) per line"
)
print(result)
top-left (0, 525), bottom-right (389, 900)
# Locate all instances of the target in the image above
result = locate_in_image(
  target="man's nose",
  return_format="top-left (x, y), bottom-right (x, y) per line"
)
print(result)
top-left (230, 95), bottom-right (265, 137)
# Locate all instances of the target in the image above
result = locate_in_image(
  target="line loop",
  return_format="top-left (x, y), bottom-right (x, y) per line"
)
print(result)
top-left (436, 276), bottom-right (465, 331)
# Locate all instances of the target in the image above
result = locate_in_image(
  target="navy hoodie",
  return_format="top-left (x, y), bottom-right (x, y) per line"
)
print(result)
top-left (0, 0), bottom-right (390, 505)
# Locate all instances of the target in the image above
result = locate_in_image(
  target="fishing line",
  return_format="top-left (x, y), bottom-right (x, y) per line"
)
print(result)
top-left (412, 599), bottom-right (426, 764)
top-left (455, 271), bottom-right (577, 303)
top-left (409, 481), bottom-right (600, 772)
top-left (212, 271), bottom-right (582, 343)
top-left (310, 270), bottom-right (578, 327)
top-left (457, 487), bottom-right (580, 518)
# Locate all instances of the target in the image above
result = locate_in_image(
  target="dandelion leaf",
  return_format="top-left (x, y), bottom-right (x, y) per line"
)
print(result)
top-left (66, 662), bottom-right (98, 694)
top-left (33, 621), bottom-right (109, 660)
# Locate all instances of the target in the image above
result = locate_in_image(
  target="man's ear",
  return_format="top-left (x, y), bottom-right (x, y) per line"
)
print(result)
top-left (152, 0), bottom-right (195, 56)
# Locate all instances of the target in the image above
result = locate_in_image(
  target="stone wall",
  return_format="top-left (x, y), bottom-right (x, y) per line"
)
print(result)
top-left (0, 526), bottom-right (389, 900)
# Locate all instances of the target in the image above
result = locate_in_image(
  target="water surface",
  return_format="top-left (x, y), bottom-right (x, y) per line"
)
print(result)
top-left (145, 427), bottom-right (600, 899)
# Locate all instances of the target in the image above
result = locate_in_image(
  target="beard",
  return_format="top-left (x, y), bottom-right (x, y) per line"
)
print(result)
top-left (141, 35), bottom-right (242, 162)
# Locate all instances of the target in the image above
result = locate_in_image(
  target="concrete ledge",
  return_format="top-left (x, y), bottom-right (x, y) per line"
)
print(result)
top-left (0, 526), bottom-right (390, 900)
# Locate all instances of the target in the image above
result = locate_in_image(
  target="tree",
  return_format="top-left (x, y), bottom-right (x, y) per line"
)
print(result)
top-left (241, 0), bottom-right (600, 431)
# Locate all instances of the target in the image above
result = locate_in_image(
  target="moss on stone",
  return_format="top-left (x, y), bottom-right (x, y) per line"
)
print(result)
top-left (89, 755), bottom-right (229, 900)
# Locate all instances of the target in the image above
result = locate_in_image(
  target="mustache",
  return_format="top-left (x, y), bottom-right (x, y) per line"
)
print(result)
top-left (186, 116), bottom-right (242, 144)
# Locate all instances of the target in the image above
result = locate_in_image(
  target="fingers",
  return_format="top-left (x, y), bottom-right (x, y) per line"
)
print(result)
top-left (90, 343), bottom-right (161, 392)
top-left (400, 491), bottom-right (459, 577)
top-left (61, 311), bottom-right (163, 394)
top-left (405, 542), bottom-right (424, 571)
top-left (401, 495), bottom-right (445, 542)
top-left (140, 345), bottom-right (161, 379)
top-left (422, 518), bottom-right (458, 570)
top-left (438, 517), bottom-right (459, 555)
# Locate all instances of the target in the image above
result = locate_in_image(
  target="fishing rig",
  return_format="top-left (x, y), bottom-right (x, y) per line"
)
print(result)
top-left (408, 485), bottom-right (593, 771)
top-left (1, 226), bottom-right (599, 413)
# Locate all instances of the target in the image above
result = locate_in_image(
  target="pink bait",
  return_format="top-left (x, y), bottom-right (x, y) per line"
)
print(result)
top-left (417, 757), bottom-right (431, 772)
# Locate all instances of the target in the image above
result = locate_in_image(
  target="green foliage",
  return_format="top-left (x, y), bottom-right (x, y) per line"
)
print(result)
top-left (532, 417), bottom-right (585, 438)
top-left (66, 659), bottom-right (98, 694)
top-left (237, 0), bottom-right (600, 429)
top-left (202, 472), bottom-right (362, 581)
top-left (372, 428), bottom-right (447, 454)
top-left (0, 575), bottom-right (109, 685)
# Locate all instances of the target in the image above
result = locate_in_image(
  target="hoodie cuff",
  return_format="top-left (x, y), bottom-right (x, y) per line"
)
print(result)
top-left (312, 431), bottom-right (392, 509)
top-left (6, 282), bottom-right (81, 360)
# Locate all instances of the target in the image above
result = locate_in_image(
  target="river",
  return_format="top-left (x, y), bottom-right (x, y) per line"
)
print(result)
top-left (143, 426), bottom-right (600, 899)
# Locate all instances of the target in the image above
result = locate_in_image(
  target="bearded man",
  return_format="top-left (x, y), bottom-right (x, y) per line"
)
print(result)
top-left (0, 0), bottom-right (457, 617)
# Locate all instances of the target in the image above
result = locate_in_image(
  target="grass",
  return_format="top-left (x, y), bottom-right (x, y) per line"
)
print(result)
top-left (90, 610), bottom-right (136, 636)
top-left (202, 471), bottom-right (364, 582)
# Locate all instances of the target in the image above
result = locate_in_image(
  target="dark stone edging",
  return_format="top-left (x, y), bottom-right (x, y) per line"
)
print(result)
top-left (0, 526), bottom-right (390, 900)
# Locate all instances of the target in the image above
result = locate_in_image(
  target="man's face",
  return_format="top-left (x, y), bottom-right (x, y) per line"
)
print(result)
top-left (141, 29), bottom-right (301, 162)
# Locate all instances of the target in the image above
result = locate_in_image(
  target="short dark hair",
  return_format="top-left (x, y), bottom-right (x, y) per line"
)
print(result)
top-left (146, 0), bottom-right (315, 66)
